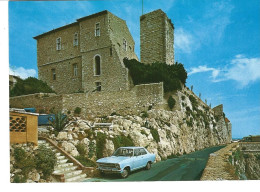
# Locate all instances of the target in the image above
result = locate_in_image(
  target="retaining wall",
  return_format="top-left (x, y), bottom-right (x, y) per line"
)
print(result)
top-left (9, 82), bottom-right (164, 118)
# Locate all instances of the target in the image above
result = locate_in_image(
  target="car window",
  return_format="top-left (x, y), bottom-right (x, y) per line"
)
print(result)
top-left (113, 148), bottom-right (133, 156)
top-left (134, 149), bottom-right (141, 156)
top-left (140, 148), bottom-right (147, 155)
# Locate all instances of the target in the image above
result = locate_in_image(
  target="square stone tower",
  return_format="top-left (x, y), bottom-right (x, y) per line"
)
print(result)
top-left (140, 9), bottom-right (174, 65)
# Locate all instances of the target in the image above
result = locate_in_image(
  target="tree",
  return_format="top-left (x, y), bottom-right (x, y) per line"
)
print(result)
top-left (10, 77), bottom-right (55, 97)
top-left (123, 58), bottom-right (187, 93)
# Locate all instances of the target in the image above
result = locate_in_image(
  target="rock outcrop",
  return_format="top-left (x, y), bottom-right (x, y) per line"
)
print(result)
top-left (44, 87), bottom-right (231, 162)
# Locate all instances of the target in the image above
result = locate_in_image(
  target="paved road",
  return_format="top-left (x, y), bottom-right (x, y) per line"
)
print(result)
top-left (84, 145), bottom-right (224, 182)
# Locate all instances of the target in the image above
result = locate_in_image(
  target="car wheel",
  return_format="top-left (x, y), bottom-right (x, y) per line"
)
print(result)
top-left (145, 162), bottom-right (151, 170)
top-left (121, 168), bottom-right (129, 178)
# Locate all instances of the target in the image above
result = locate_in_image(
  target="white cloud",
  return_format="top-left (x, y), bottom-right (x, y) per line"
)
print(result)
top-left (9, 67), bottom-right (37, 79)
top-left (188, 55), bottom-right (260, 88)
top-left (174, 28), bottom-right (194, 53)
top-left (225, 55), bottom-right (260, 87)
top-left (188, 65), bottom-right (220, 79)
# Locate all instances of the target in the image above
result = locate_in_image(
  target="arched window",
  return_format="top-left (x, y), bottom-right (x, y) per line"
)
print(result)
top-left (94, 55), bottom-right (101, 76)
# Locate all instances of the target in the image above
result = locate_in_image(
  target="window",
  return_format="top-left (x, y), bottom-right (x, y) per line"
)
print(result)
top-left (140, 148), bottom-right (147, 155)
top-left (110, 47), bottom-right (113, 56)
top-left (94, 55), bottom-right (101, 76)
top-left (73, 64), bottom-right (78, 77)
top-left (95, 82), bottom-right (101, 91)
top-left (123, 38), bottom-right (127, 51)
top-left (56, 37), bottom-right (61, 50)
top-left (73, 33), bottom-right (78, 46)
top-left (51, 69), bottom-right (56, 80)
top-left (95, 23), bottom-right (100, 37)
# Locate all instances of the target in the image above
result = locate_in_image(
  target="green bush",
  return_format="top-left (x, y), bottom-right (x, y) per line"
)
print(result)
top-left (112, 135), bottom-right (135, 150)
top-left (35, 145), bottom-right (57, 179)
top-left (74, 156), bottom-right (96, 167)
top-left (13, 147), bottom-right (35, 179)
top-left (76, 143), bottom-right (86, 156)
top-left (150, 128), bottom-right (160, 143)
top-left (49, 111), bottom-right (68, 132)
top-left (168, 96), bottom-right (176, 110)
top-left (124, 58), bottom-right (187, 93)
top-left (189, 95), bottom-right (198, 110)
top-left (74, 107), bottom-right (81, 115)
top-left (96, 132), bottom-right (107, 159)
top-left (10, 77), bottom-right (55, 97)
top-left (88, 141), bottom-right (95, 159)
top-left (140, 130), bottom-right (148, 137)
top-left (141, 111), bottom-right (149, 118)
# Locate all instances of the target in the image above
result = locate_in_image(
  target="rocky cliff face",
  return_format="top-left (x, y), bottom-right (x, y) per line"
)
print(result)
top-left (43, 87), bottom-right (231, 162)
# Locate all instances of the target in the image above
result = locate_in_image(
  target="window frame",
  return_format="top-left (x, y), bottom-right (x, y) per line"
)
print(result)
top-left (95, 22), bottom-right (100, 37)
top-left (56, 37), bottom-right (61, 50)
top-left (73, 32), bottom-right (78, 46)
top-left (94, 55), bottom-right (101, 76)
top-left (123, 38), bottom-right (127, 51)
top-left (51, 68), bottom-right (56, 80)
top-left (73, 63), bottom-right (78, 77)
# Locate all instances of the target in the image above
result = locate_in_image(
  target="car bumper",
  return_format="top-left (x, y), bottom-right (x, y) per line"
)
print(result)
top-left (97, 167), bottom-right (123, 174)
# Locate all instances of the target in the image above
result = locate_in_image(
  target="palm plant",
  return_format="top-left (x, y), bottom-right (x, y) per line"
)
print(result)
top-left (49, 111), bottom-right (67, 132)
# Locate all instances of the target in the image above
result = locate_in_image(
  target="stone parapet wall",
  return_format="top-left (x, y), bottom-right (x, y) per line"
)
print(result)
top-left (9, 83), bottom-right (164, 117)
top-left (63, 82), bottom-right (164, 118)
top-left (9, 93), bottom-right (63, 113)
top-left (200, 143), bottom-right (239, 180)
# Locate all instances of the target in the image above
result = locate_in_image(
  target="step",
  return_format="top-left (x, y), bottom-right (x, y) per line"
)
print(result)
top-left (57, 155), bottom-right (66, 160)
top-left (55, 162), bottom-right (74, 169)
top-left (57, 159), bottom-right (68, 164)
top-left (53, 166), bottom-right (78, 174)
top-left (66, 173), bottom-right (87, 182)
top-left (55, 152), bottom-right (61, 157)
top-left (64, 170), bottom-right (83, 178)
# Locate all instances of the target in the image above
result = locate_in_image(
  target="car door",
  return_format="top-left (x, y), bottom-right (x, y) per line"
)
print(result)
top-left (133, 149), bottom-right (143, 170)
top-left (139, 148), bottom-right (149, 167)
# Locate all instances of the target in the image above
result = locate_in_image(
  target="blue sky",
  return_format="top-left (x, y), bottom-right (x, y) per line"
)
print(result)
top-left (9, 0), bottom-right (260, 138)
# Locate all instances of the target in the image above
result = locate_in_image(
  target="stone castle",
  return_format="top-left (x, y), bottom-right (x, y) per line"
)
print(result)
top-left (33, 9), bottom-right (174, 94)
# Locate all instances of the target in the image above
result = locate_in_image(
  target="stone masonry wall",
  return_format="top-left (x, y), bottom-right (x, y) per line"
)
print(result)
top-left (63, 82), bottom-right (164, 118)
top-left (9, 83), bottom-right (164, 117)
top-left (35, 11), bottom-right (138, 94)
top-left (140, 9), bottom-right (174, 65)
top-left (9, 93), bottom-right (63, 113)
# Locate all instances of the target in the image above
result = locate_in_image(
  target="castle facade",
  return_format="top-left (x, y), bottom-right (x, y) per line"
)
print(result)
top-left (34, 9), bottom-right (174, 94)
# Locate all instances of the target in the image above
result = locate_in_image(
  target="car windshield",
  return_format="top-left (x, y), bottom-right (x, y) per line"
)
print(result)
top-left (113, 148), bottom-right (133, 157)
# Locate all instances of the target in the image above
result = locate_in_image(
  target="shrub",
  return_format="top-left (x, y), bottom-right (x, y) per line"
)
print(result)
top-left (112, 135), bottom-right (135, 150)
top-left (189, 95), bottom-right (198, 110)
top-left (168, 96), bottom-right (176, 110)
top-left (13, 174), bottom-right (27, 183)
top-left (243, 154), bottom-right (249, 159)
top-left (74, 107), bottom-right (81, 115)
top-left (181, 95), bottom-right (185, 100)
top-left (13, 147), bottom-right (35, 179)
top-left (123, 58), bottom-right (187, 93)
top-left (141, 111), bottom-right (149, 118)
top-left (74, 156), bottom-right (96, 167)
top-left (35, 145), bottom-right (57, 179)
top-left (96, 132), bottom-right (107, 159)
top-left (110, 112), bottom-right (119, 116)
top-left (76, 143), bottom-right (87, 156)
top-left (49, 111), bottom-right (68, 132)
top-left (88, 141), bottom-right (96, 159)
top-left (10, 77), bottom-right (55, 97)
top-left (150, 128), bottom-right (160, 143)
top-left (140, 130), bottom-right (148, 136)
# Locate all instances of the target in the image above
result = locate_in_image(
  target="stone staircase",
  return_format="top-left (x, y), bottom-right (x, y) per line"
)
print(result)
top-left (38, 140), bottom-right (87, 182)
